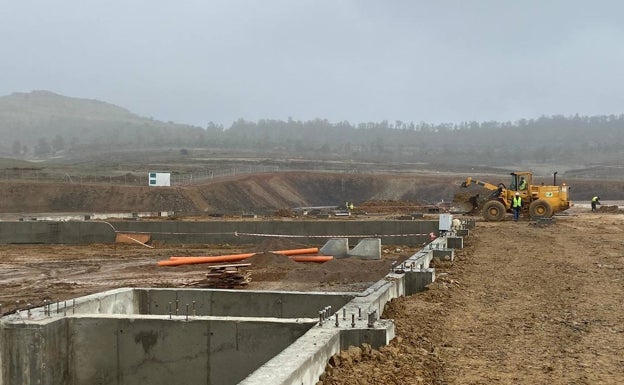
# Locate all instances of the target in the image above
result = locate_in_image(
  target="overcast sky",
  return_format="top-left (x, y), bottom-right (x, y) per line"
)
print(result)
top-left (2, 1), bottom-right (623, 127)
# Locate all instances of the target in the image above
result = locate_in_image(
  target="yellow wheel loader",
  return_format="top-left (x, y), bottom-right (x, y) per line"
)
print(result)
top-left (457, 171), bottom-right (571, 221)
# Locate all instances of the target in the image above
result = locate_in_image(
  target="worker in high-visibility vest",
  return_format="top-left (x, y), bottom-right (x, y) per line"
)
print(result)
top-left (512, 192), bottom-right (522, 221)
top-left (591, 196), bottom-right (601, 212)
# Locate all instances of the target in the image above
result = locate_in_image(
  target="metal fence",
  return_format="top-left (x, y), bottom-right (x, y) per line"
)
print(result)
top-left (0, 166), bottom-right (281, 186)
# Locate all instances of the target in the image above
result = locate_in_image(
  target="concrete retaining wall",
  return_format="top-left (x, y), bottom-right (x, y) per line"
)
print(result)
top-left (0, 220), bottom-right (439, 246)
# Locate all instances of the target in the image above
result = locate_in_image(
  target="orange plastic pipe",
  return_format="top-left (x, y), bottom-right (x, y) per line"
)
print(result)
top-left (168, 247), bottom-right (319, 260)
top-left (157, 253), bottom-right (255, 266)
top-left (289, 255), bottom-right (333, 263)
top-left (169, 252), bottom-right (255, 261)
top-left (269, 247), bottom-right (319, 256)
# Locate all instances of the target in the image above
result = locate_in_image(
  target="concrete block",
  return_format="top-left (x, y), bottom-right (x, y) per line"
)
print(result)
top-left (433, 248), bottom-right (454, 262)
top-left (456, 229), bottom-right (469, 236)
top-left (320, 238), bottom-right (349, 258)
top-left (464, 219), bottom-right (476, 229)
top-left (446, 236), bottom-right (464, 249)
top-left (339, 319), bottom-right (395, 349)
top-left (348, 238), bottom-right (381, 260)
top-left (405, 268), bottom-right (436, 295)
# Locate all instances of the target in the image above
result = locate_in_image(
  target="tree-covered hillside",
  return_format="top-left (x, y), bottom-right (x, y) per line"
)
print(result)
top-left (1, 91), bottom-right (622, 170)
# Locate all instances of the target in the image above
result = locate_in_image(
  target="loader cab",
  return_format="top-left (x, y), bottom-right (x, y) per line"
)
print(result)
top-left (509, 172), bottom-right (532, 192)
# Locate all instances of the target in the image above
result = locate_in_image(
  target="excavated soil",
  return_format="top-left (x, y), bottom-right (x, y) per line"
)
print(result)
top-left (320, 209), bottom-right (624, 385)
top-left (1, 172), bottom-right (624, 384)
top-left (1, 208), bottom-right (623, 384)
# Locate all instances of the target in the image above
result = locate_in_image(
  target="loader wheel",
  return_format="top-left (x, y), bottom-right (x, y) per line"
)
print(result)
top-left (529, 199), bottom-right (553, 218)
top-left (482, 200), bottom-right (506, 221)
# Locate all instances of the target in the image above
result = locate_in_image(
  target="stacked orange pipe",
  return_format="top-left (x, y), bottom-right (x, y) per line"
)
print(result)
top-left (158, 247), bottom-right (325, 266)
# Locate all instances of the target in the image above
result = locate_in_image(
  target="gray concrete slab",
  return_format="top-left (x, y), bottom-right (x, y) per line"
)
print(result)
top-left (348, 238), bottom-right (381, 259)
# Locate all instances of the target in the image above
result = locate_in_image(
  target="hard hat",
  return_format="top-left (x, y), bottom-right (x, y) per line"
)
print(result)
top-left (515, 192), bottom-right (520, 196)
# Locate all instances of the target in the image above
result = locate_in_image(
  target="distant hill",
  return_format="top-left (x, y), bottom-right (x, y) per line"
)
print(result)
top-left (0, 90), bottom-right (205, 155)
top-left (2, 91), bottom-right (623, 179)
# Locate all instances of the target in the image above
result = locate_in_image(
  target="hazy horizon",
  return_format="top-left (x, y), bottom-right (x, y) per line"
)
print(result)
top-left (2, 1), bottom-right (623, 127)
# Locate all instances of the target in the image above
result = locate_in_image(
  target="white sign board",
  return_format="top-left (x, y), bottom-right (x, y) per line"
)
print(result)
top-left (148, 172), bottom-right (171, 187)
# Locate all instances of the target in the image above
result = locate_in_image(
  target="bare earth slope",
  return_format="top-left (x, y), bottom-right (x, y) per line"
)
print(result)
top-left (322, 211), bottom-right (624, 385)
top-left (0, 172), bottom-right (461, 214)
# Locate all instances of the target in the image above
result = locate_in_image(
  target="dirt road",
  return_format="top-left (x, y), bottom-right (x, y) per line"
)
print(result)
top-left (322, 210), bottom-right (624, 384)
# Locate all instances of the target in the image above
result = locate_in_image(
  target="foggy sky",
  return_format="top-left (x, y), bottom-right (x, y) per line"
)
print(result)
top-left (2, 1), bottom-right (624, 127)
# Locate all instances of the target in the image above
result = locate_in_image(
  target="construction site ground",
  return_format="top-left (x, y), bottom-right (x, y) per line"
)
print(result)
top-left (1, 207), bottom-right (623, 384)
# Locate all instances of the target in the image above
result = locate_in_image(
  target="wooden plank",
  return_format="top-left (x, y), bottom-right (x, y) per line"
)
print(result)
top-left (206, 263), bottom-right (251, 269)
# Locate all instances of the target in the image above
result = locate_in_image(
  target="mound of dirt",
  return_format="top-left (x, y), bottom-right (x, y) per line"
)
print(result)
top-left (596, 205), bottom-right (620, 213)
top-left (249, 238), bottom-right (312, 252)
top-left (284, 257), bottom-right (397, 283)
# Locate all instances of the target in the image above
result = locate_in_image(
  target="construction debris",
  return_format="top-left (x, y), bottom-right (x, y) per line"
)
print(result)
top-left (184, 264), bottom-right (251, 289)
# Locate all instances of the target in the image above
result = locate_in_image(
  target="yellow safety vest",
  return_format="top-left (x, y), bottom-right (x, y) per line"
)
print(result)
top-left (512, 196), bottom-right (522, 208)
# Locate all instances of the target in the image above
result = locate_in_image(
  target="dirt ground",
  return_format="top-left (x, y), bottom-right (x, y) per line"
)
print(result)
top-left (321, 208), bottom-right (624, 385)
top-left (1, 208), bottom-right (623, 384)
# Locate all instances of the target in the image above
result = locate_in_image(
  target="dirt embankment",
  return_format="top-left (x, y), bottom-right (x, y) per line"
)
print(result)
top-left (0, 172), bottom-right (461, 214)
top-left (1, 171), bottom-right (623, 215)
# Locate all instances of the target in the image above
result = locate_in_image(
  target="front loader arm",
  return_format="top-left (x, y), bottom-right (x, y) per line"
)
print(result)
top-left (461, 177), bottom-right (503, 192)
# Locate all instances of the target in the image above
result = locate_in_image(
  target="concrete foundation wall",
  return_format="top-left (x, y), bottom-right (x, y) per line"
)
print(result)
top-left (139, 289), bottom-right (355, 319)
top-left (0, 220), bottom-right (439, 246)
top-left (70, 316), bottom-right (314, 385)
top-left (1, 315), bottom-right (314, 385)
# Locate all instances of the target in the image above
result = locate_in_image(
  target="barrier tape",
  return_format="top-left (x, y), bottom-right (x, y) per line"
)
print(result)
top-left (234, 232), bottom-right (433, 238)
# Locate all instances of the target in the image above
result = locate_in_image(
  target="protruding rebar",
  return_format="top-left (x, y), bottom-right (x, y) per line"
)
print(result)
top-left (335, 313), bottom-right (339, 327)
top-left (27, 304), bottom-right (32, 319)
top-left (56, 299), bottom-right (59, 314)
top-left (168, 302), bottom-right (172, 319)
top-left (72, 299), bottom-right (76, 314)
top-left (358, 306), bottom-right (362, 320)
top-left (351, 314), bottom-right (355, 328)
top-left (342, 308), bottom-right (346, 320)
top-left (192, 301), bottom-right (196, 317)
top-left (175, 299), bottom-right (179, 315)
top-left (63, 301), bottom-right (67, 316)
top-left (319, 310), bottom-right (324, 326)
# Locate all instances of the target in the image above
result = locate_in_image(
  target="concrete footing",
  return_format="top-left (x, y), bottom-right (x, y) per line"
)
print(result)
top-left (446, 236), bottom-right (464, 249)
top-left (1, 217), bottom-right (475, 385)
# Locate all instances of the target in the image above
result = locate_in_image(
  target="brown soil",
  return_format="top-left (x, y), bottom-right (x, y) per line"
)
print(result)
top-left (0, 172), bottom-right (475, 215)
top-left (2, 174), bottom-right (624, 384)
top-left (320, 209), bottom-right (624, 385)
